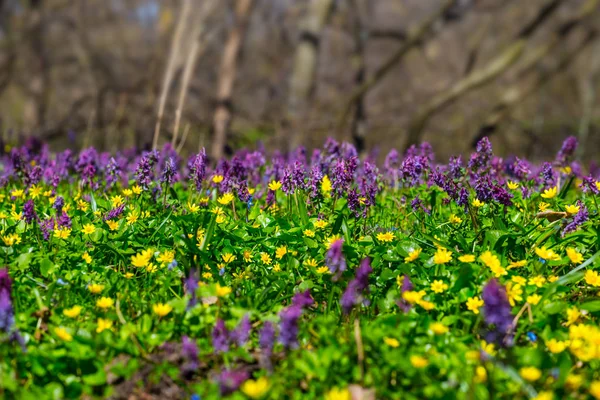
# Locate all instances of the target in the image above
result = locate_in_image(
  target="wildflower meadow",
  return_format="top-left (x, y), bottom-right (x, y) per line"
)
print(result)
top-left (2, 136), bottom-right (600, 399)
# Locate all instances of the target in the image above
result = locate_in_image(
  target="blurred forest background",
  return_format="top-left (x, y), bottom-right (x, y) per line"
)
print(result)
top-left (0, 0), bottom-right (599, 162)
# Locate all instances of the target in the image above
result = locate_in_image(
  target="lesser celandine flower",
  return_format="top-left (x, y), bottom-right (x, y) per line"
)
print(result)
top-left (566, 247), bottom-right (583, 264)
top-left (217, 193), bottom-right (234, 205)
top-left (538, 202), bottom-right (550, 212)
top-left (96, 297), bottom-right (114, 309)
top-left (466, 297), bottom-right (484, 314)
top-left (541, 186), bottom-right (557, 199)
top-left (507, 181), bottom-right (519, 190)
top-left (405, 248), bottom-right (421, 262)
top-left (508, 260), bottom-right (526, 269)
top-left (314, 220), bottom-right (328, 229)
top-left (268, 180), bottom-right (282, 191)
top-left (565, 307), bottom-right (580, 326)
top-left (216, 284), bottom-right (232, 297)
top-left (528, 275), bottom-right (546, 287)
top-left (82, 252), bottom-right (92, 264)
top-left (472, 198), bottom-right (484, 207)
top-left (430, 280), bottom-right (448, 294)
top-left (325, 387), bottom-right (350, 400)
top-left (430, 322), bottom-right (448, 335)
top-left (535, 247), bottom-right (560, 261)
top-left (153, 303), bottom-right (173, 317)
top-left (240, 377), bottom-right (269, 399)
top-left (505, 282), bottom-right (522, 306)
top-left (585, 270), bottom-right (600, 286)
top-left (479, 251), bottom-right (506, 277)
top-left (260, 252), bottom-right (272, 265)
top-left (384, 337), bottom-right (400, 347)
top-left (97, 318), bottom-right (113, 333)
top-left (449, 214), bottom-right (462, 224)
top-left (433, 247), bottom-right (452, 264)
top-left (512, 276), bottom-right (526, 286)
top-left (410, 355), bottom-right (429, 368)
top-left (545, 338), bottom-right (568, 353)
top-left (519, 366), bottom-right (541, 382)
top-left (527, 294), bottom-right (541, 305)
top-left (212, 175), bottom-right (224, 184)
top-left (458, 254), bottom-right (475, 262)
top-left (303, 229), bottom-right (315, 237)
top-left (54, 327), bottom-right (72, 342)
top-left (589, 381), bottom-right (600, 399)
top-left (376, 231), bottom-right (394, 242)
top-left (565, 204), bottom-right (580, 215)
top-left (275, 246), bottom-right (287, 259)
top-left (63, 305), bottom-right (82, 318)
top-left (222, 253), bottom-right (236, 263)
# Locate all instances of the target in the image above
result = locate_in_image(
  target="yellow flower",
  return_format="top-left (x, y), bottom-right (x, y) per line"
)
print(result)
top-left (187, 202), bottom-right (200, 213)
top-left (528, 275), bottom-right (546, 287)
top-left (88, 283), bottom-right (104, 294)
top-left (314, 219), bottom-right (328, 229)
top-left (538, 202), bottom-right (550, 212)
top-left (547, 275), bottom-right (558, 282)
top-left (202, 272), bottom-right (213, 280)
top-left (508, 260), bottom-right (527, 269)
top-left (260, 252), bottom-right (272, 265)
top-left (131, 251), bottom-right (152, 268)
top-left (106, 220), bottom-right (119, 231)
top-left (82, 252), bottom-right (92, 264)
top-left (384, 337), bottom-right (400, 347)
top-left (152, 303), bottom-right (173, 317)
top-left (216, 214), bottom-right (226, 224)
top-left (565, 374), bottom-right (583, 390)
top-left (96, 318), bottom-right (113, 333)
top-left (241, 377), bottom-right (269, 399)
top-left (54, 228), bottom-right (71, 239)
top-left (122, 188), bottom-right (133, 197)
top-left (126, 211), bottom-right (139, 225)
top-left (481, 341), bottom-right (496, 356)
top-left (132, 185), bottom-right (142, 195)
top-left (82, 224), bottom-right (96, 235)
top-left (321, 175), bottom-right (332, 196)
top-left (596, 181), bottom-right (600, 192)
top-left (216, 284), bottom-right (232, 297)
top-left (222, 253), bottom-right (236, 263)
top-left (111, 195), bottom-right (124, 208)
top-left (303, 229), bottom-right (315, 237)
top-left (55, 327), bottom-right (73, 342)
top-left (466, 297), bottom-right (484, 314)
top-left (272, 263), bottom-right (281, 273)
top-left (458, 254), bottom-right (475, 263)
top-left (124, 272), bottom-right (134, 279)
top-left (418, 300), bottom-right (435, 310)
top-left (402, 290), bottom-right (426, 304)
top-left (157, 250), bottom-right (175, 265)
top-left (449, 214), bottom-right (462, 224)
top-left (275, 246), bottom-right (287, 259)
top-left (317, 266), bottom-right (329, 274)
top-left (519, 366), bottom-right (541, 382)
top-left (212, 175), bottom-right (224, 183)
top-left (479, 251), bottom-right (506, 277)
top-left (566, 247), bottom-right (583, 264)
top-left (512, 276), bottom-right (526, 286)
top-left (585, 270), bottom-right (600, 287)
top-left (474, 366), bottom-right (487, 383)
top-left (29, 185), bottom-right (42, 199)
top-left (565, 307), bottom-right (580, 326)
top-left (304, 258), bottom-right (318, 268)
top-left (546, 338), bottom-right (568, 354)
top-left (533, 391), bottom-right (554, 400)
top-left (565, 204), bottom-right (580, 215)
top-left (2, 233), bottom-right (21, 246)
top-left (430, 322), bottom-right (448, 335)
top-left (325, 387), bottom-right (350, 400)
top-left (268, 180), bottom-right (282, 191)
top-left (433, 248), bottom-right (452, 265)
top-left (410, 355), bottom-right (429, 368)
top-left (527, 294), bottom-right (542, 305)
top-left (541, 186), bottom-right (557, 199)
top-left (325, 235), bottom-right (341, 249)
top-left (377, 231), bottom-right (395, 242)
top-left (63, 305), bottom-right (82, 318)
top-left (96, 297), bottom-right (114, 309)
top-left (505, 282), bottom-right (522, 306)
top-left (11, 189), bottom-right (24, 198)
top-left (535, 247), bottom-right (560, 261)
top-left (430, 280), bottom-right (449, 294)
top-left (405, 248), bottom-right (422, 262)
top-left (77, 200), bottom-right (89, 212)
top-left (472, 199), bottom-right (484, 208)
top-left (218, 192), bottom-right (234, 205)
top-left (507, 181), bottom-right (519, 190)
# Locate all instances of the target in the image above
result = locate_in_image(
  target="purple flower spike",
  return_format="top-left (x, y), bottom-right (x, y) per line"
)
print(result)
top-left (212, 319), bottom-right (230, 354)
top-left (278, 305), bottom-right (303, 349)
top-left (396, 274), bottom-right (414, 313)
top-left (22, 200), bottom-right (37, 224)
top-left (562, 201), bottom-right (588, 236)
top-left (217, 369), bottom-right (249, 396)
top-left (259, 321), bottom-right (276, 356)
top-left (326, 239), bottom-right (346, 279)
top-left (291, 289), bottom-right (314, 308)
top-left (482, 279), bottom-right (513, 347)
top-left (181, 336), bottom-right (199, 378)
top-left (231, 314), bottom-right (251, 347)
top-left (341, 258), bottom-right (372, 314)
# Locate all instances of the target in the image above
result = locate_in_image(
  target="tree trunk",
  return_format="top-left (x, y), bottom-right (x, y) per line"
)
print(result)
top-left (284, 0), bottom-right (335, 152)
top-left (210, 0), bottom-right (255, 161)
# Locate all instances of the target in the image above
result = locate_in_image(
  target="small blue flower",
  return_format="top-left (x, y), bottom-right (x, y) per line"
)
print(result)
top-left (219, 267), bottom-right (225, 276)
top-left (168, 260), bottom-right (178, 270)
top-left (526, 331), bottom-right (537, 343)
top-left (56, 278), bottom-right (68, 286)
top-left (191, 394), bottom-right (201, 400)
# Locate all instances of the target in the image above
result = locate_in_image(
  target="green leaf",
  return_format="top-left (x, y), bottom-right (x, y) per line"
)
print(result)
top-left (580, 300), bottom-right (600, 312)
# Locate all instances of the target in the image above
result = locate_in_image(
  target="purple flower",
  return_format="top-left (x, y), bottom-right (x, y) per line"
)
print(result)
top-left (556, 136), bottom-right (578, 166)
top-left (396, 274), bottom-right (413, 313)
top-left (160, 157), bottom-right (176, 186)
top-left (184, 269), bottom-right (198, 309)
top-left (482, 279), bottom-right (513, 347)
top-left (562, 202), bottom-right (588, 236)
top-left (326, 239), bottom-right (346, 279)
top-left (581, 175), bottom-right (599, 195)
top-left (189, 150), bottom-right (207, 192)
top-left (38, 218), bottom-right (54, 241)
top-left (57, 212), bottom-right (71, 229)
top-left (216, 369), bottom-right (249, 396)
top-left (52, 196), bottom-right (65, 213)
top-left (105, 157), bottom-right (121, 188)
top-left (341, 258), bottom-right (372, 314)
top-left (181, 336), bottom-right (199, 378)
top-left (259, 321), bottom-right (276, 356)
top-left (468, 137), bottom-right (493, 173)
top-left (135, 151), bottom-right (158, 189)
top-left (292, 290), bottom-right (314, 308)
top-left (103, 204), bottom-right (125, 221)
top-left (212, 319), bottom-right (230, 354)
top-left (22, 200), bottom-right (37, 224)
top-left (0, 269), bottom-right (24, 350)
top-left (231, 314), bottom-right (251, 347)
top-left (540, 162), bottom-right (556, 188)
top-left (278, 305), bottom-right (303, 349)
